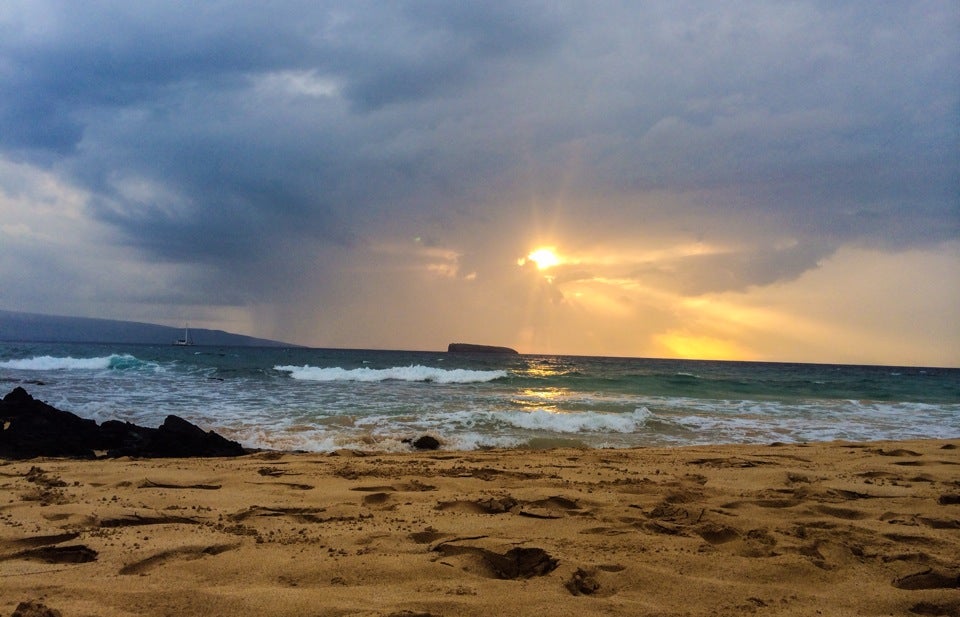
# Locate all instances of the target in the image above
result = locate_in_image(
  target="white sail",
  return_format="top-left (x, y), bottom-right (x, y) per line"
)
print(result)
top-left (173, 325), bottom-right (194, 346)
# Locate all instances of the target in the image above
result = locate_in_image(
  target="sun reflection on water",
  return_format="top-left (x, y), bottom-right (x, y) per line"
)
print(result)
top-left (510, 358), bottom-right (579, 412)
top-left (512, 387), bottom-right (568, 412)
top-left (518, 358), bottom-right (572, 378)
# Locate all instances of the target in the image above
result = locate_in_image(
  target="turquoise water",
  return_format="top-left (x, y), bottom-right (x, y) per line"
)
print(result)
top-left (1, 342), bottom-right (958, 451)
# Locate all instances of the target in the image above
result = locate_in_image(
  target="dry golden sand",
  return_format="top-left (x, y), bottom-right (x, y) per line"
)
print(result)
top-left (1, 440), bottom-right (959, 617)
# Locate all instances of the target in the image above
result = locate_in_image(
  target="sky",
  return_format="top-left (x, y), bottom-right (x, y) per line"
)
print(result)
top-left (0, 1), bottom-right (958, 366)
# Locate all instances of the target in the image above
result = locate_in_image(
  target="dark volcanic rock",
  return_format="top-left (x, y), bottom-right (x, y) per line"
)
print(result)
top-left (566, 568), bottom-right (601, 595)
top-left (137, 414), bottom-right (246, 458)
top-left (12, 601), bottom-right (63, 617)
top-left (0, 387), bottom-right (245, 459)
top-left (411, 435), bottom-right (441, 450)
top-left (0, 387), bottom-right (101, 459)
top-left (447, 343), bottom-right (519, 354)
top-left (99, 419), bottom-right (158, 454)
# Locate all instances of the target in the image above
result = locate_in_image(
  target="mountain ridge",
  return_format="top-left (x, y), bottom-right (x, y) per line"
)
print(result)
top-left (0, 310), bottom-right (297, 347)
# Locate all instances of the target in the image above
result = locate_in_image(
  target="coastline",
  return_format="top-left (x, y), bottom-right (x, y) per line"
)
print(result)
top-left (2, 439), bottom-right (958, 616)
top-left (3, 348), bottom-right (959, 452)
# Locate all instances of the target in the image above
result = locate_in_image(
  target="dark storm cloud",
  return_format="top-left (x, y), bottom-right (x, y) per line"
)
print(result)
top-left (338, 1), bottom-right (564, 109)
top-left (0, 0), bottom-right (957, 303)
top-left (1, 1), bottom-right (567, 269)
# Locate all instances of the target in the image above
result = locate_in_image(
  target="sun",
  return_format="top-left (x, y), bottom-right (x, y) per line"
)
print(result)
top-left (523, 247), bottom-right (562, 270)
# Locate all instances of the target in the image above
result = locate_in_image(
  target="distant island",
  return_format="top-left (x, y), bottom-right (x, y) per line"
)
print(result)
top-left (0, 310), bottom-right (296, 347)
top-left (447, 343), bottom-right (519, 354)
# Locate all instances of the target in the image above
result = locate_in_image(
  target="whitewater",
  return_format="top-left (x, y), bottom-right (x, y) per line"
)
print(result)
top-left (1, 342), bottom-right (958, 452)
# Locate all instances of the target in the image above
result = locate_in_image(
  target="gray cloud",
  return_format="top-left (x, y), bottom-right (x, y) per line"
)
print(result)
top-left (0, 1), bottom-right (957, 347)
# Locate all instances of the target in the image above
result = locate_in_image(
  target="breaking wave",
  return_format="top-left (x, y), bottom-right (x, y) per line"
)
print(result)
top-left (0, 354), bottom-right (143, 371)
top-left (274, 364), bottom-right (507, 384)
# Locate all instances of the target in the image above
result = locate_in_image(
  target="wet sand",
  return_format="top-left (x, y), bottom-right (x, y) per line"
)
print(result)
top-left (2, 439), bottom-right (959, 616)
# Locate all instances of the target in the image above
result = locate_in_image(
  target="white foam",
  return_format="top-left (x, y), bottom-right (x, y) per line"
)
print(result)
top-left (644, 397), bottom-right (960, 445)
top-left (0, 354), bottom-right (128, 370)
top-left (274, 364), bottom-right (507, 384)
top-left (498, 407), bottom-right (653, 433)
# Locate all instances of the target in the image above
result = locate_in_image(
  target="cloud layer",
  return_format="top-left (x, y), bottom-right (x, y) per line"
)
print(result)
top-left (1, 1), bottom-right (957, 364)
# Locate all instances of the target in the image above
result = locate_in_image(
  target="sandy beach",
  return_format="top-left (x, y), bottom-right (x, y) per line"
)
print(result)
top-left (2, 439), bottom-right (958, 617)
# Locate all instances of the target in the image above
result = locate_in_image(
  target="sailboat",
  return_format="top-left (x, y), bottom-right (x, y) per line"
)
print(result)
top-left (173, 325), bottom-right (194, 346)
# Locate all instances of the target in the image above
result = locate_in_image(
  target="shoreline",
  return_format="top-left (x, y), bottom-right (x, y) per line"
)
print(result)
top-left (2, 438), bottom-right (959, 616)
top-left (4, 352), bottom-right (959, 453)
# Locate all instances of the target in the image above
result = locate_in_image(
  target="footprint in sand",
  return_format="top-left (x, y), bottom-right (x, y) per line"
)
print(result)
top-left (362, 492), bottom-right (392, 507)
top-left (872, 448), bottom-right (922, 457)
top-left (892, 568), bottom-right (960, 590)
top-left (5, 532), bottom-right (79, 548)
top-left (119, 544), bottom-right (238, 575)
top-left (917, 516), bottom-right (960, 529)
top-left (4, 544), bottom-right (98, 564)
top-left (138, 479), bottom-right (222, 490)
top-left (351, 482), bottom-right (437, 493)
top-left (351, 483), bottom-right (436, 508)
top-left (436, 495), bottom-right (518, 514)
top-left (528, 496), bottom-right (581, 509)
top-left (580, 526), bottom-right (632, 536)
top-left (408, 530), bottom-right (449, 544)
top-left (812, 505), bottom-right (870, 520)
top-left (688, 457), bottom-right (776, 469)
top-left (882, 532), bottom-right (945, 548)
top-left (227, 505), bottom-right (328, 523)
top-left (696, 524), bottom-right (779, 559)
top-left (247, 481), bottom-right (314, 490)
top-left (697, 524), bottom-right (741, 545)
top-left (909, 600), bottom-right (960, 616)
top-left (857, 470), bottom-right (906, 484)
top-left (519, 496), bottom-right (585, 519)
top-left (257, 466), bottom-right (298, 477)
top-left (431, 543), bottom-right (558, 580)
top-left (93, 513), bottom-right (202, 528)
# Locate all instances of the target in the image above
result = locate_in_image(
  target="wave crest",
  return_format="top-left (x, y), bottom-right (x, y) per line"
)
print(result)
top-left (0, 354), bottom-right (141, 371)
top-left (274, 364), bottom-right (507, 384)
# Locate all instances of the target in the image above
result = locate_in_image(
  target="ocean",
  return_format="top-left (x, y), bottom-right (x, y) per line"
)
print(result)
top-left (1, 342), bottom-right (958, 452)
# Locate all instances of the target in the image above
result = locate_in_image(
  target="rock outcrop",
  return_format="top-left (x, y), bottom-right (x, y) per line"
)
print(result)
top-left (447, 343), bottom-right (519, 354)
top-left (0, 387), bottom-right (102, 459)
top-left (411, 435), bottom-right (441, 450)
top-left (0, 387), bottom-right (246, 459)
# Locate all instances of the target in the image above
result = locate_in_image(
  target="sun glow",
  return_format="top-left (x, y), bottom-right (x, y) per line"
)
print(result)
top-left (522, 247), bottom-right (562, 270)
top-left (655, 332), bottom-right (749, 361)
